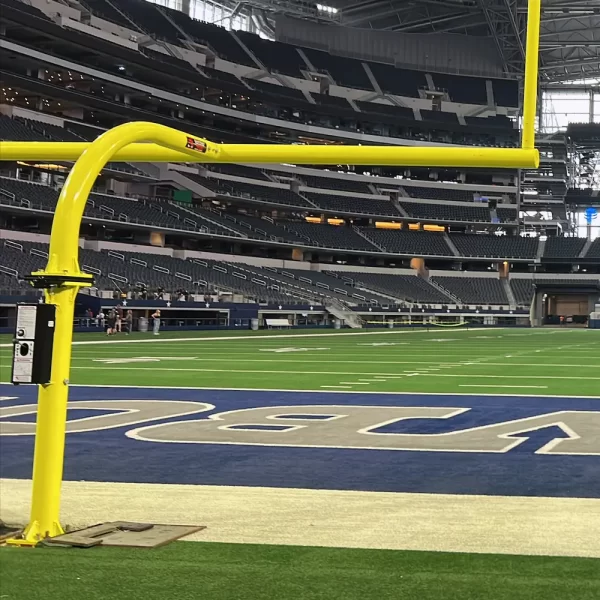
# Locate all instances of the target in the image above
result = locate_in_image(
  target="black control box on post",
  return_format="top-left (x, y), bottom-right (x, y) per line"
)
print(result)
top-left (11, 304), bottom-right (56, 385)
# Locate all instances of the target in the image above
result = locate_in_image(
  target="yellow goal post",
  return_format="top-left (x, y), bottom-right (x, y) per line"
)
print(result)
top-left (0, 0), bottom-right (542, 545)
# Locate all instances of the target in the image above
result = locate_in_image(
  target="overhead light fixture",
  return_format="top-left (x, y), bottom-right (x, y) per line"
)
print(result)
top-left (317, 4), bottom-right (338, 14)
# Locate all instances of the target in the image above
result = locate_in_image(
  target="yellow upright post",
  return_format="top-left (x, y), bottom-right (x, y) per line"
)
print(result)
top-left (522, 0), bottom-right (542, 149)
top-left (15, 285), bottom-right (89, 543)
top-left (8, 123), bottom-right (220, 545)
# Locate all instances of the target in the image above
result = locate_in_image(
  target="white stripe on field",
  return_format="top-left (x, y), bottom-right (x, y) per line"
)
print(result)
top-left (20, 357), bottom-right (600, 369)
top-left (66, 366), bottom-right (600, 380)
top-left (2, 381), bottom-right (599, 399)
top-left (0, 327), bottom-right (501, 348)
top-left (459, 385), bottom-right (548, 389)
top-left (320, 385), bottom-right (352, 389)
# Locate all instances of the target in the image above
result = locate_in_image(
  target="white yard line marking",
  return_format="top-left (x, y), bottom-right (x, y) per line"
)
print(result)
top-left (320, 385), bottom-right (352, 389)
top-left (459, 385), bottom-right (549, 389)
top-left (259, 347), bottom-right (330, 353)
top-left (0, 327), bottom-right (498, 349)
top-left (67, 366), bottom-right (600, 380)
top-left (54, 356), bottom-right (600, 368)
top-left (3, 381), bottom-right (599, 399)
top-left (339, 382), bottom-right (370, 385)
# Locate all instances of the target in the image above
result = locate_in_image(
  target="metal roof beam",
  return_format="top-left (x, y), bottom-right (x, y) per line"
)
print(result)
top-left (501, 0), bottom-right (526, 61)
top-left (476, 0), bottom-right (527, 74)
top-left (545, 69), bottom-right (600, 83)
top-left (540, 55), bottom-right (600, 70)
top-left (386, 11), bottom-right (474, 32)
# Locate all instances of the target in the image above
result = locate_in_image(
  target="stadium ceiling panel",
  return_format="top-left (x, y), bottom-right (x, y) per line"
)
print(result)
top-left (228, 0), bottom-right (600, 82)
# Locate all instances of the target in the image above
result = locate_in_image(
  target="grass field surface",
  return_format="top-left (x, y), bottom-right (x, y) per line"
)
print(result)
top-left (1, 326), bottom-right (599, 395)
top-left (1, 326), bottom-right (599, 599)
top-left (2, 543), bottom-right (600, 600)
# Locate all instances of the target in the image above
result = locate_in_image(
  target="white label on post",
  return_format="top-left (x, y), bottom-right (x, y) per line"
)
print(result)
top-left (15, 305), bottom-right (37, 339)
top-left (12, 341), bottom-right (35, 383)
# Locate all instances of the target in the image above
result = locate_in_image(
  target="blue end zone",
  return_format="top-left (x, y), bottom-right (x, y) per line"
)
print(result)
top-left (1, 384), bottom-right (598, 499)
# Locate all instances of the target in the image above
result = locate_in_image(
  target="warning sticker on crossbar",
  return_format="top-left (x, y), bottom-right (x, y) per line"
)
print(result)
top-left (185, 137), bottom-right (207, 152)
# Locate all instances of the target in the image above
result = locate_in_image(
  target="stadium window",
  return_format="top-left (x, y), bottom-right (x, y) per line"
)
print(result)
top-left (146, 0), bottom-right (183, 10)
top-left (594, 95), bottom-right (600, 123)
top-left (541, 90), bottom-right (592, 133)
top-left (188, 0), bottom-right (248, 30)
top-left (145, 0), bottom-right (249, 31)
top-left (574, 209), bottom-right (599, 241)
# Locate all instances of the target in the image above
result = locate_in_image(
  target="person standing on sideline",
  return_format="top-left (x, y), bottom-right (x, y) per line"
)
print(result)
top-left (116, 304), bottom-right (124, 333)
top-left (125, 309), bottom-right (133, 335)
top-left (106, 309), bottom-right (116, 336)
top-left (97, 310), bottom-right (105, 330)
top-left (151, 309), bottom-right (161, 335)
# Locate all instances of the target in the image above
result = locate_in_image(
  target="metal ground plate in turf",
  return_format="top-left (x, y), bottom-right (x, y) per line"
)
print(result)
top-left (0, 521), bottom-right (22, 542)
top-left (43, 522), bottom-right (206, 548)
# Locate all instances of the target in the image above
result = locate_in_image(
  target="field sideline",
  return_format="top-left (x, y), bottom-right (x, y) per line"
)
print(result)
top-left (1, 326), bottom-right (599, 599)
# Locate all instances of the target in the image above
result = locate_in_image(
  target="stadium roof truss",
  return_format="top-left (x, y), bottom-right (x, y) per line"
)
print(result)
top-left (230, 0), bottom-right (600, 83)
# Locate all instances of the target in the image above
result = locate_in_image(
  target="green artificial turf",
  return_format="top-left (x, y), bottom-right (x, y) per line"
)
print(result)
top-left (1, 327), bottom-right (599, 599)
top-left (1, 326), bottom-right (598, 395)
top-left (2, 542), bottom-right (599, 600)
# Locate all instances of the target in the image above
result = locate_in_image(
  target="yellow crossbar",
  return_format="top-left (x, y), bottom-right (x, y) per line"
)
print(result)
top-left (0, 141), bottom-right (540, 168)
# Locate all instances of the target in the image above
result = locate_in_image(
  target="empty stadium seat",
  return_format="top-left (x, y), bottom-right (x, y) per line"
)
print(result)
top-left (300, 174), bottom-right (372, 194)
top-left (0, 240), bottom-right (314, 304)
top-left (510, 279), bottom-right (534, 305)
top-left (450, 234), bottom-right (539, 259)
top-left (209, 164), bottom-right (269, 181)
top-left (243, 78), bottom-right (307, 101)
top-left (585, 238), bottom-right (600, 258)
top-left (282, 222), bottom-right (379, 251)
top-left (399, 201), bottom-right (490, 222)
top-left (329, 271), bottom-right (450, 304)
top-left (305, 192), bottom-right (401, 217)
top-left (230, 215), bottom-right (304, 243)
top-left (465, 115), bottom-right (515, 131)
top-left (0, 115), bottom-right (42, 141)
top-left (432, 276), bottom-right (508, 304)
top-left (214, 180), bottom-right (312, 207)
top-left (404, 186), bottom-right (475, 202)
top-left (496, 207), bottom-right (518, 223)
top-left (420, 110), bottom-right (459, 125)
top-left (368, 63), bottom-right (427, 97)
top-left (544, 237), bottom-right (587, 258)
top-left (309, 93), bottom-right (352, 109)
top-left (236, 32), bottom-right (306, 76)
top-left (431, 73), bottom-right (488, 105)
top-left (356, 101), bottom-right (415, 121)
top-left (492, 78), bottom-right (519, 107)
top-left (358, 228), bottom-right (454, 256)
top-left (302, 48), bottom-right (374, 90)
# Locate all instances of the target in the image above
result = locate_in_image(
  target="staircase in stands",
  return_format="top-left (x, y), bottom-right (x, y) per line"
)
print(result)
top-left (325, 298), bottom-right (364, 329)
